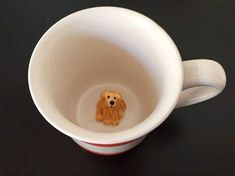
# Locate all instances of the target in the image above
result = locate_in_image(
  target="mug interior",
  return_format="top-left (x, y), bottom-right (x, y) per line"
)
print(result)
top-left (28, 7), bottom-right (183, 143)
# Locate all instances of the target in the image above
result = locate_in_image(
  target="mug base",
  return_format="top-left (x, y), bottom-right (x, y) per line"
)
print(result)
top-left (72, 136), bottom-right (146, 155)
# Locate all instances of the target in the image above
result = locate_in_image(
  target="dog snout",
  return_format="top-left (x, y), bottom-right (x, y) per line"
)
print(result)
top-left (110, 100), bottom-right (115, 106)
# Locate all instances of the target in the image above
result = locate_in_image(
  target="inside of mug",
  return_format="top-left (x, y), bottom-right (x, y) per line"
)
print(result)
top-left (29, 7), bottom-right (182, 135)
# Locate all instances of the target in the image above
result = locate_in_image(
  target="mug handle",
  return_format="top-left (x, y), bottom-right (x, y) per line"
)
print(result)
top-left (176, 59), bottom-right (226, 108)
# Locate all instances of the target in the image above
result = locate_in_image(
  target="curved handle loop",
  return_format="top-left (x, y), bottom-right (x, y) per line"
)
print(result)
top-left (176, 59), bottom-right (226, 108)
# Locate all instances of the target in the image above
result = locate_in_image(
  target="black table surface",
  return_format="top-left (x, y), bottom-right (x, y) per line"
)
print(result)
top-left (1, 0), bottom-right (234, 175)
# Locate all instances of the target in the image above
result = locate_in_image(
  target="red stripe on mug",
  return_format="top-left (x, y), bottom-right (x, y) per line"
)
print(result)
top-left (84, 140), bottom-right (134, 147)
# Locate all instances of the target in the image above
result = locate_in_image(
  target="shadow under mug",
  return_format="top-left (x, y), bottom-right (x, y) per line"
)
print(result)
top-left (28, 7), bottom-right (226, 155)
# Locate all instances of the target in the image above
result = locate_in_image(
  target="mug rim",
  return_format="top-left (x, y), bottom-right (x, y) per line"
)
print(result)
top-left (28, 6), bottom-right (183, 144)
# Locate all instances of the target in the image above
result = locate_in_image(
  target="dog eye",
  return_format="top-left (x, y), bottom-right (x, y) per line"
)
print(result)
top-left (114, 97), bottom-right (116, 99)
top-left (107, 96), bottom-right (110, 98)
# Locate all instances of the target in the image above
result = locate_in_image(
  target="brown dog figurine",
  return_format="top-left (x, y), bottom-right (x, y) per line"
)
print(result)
top-left (96, 90), bottom-right (126, 126)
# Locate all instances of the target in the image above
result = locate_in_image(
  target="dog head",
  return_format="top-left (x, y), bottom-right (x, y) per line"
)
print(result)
top-left (100, 90), bottom-right (126, 110)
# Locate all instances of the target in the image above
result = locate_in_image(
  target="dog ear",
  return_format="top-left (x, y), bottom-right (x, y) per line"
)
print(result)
top-left (120, 99), bottom-right (126, 111)
top-left (100, 98), bottom-right (106, 109)
top-left (97, 97), bottom-right (105, 110)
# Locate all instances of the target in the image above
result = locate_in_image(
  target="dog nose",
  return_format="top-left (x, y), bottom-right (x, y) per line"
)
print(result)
top-left (110, 101), bottom-right (115, 105)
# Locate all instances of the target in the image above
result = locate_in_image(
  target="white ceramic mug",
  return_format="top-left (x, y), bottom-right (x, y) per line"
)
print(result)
top-left (28, 7), bottom-right (226, 155)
